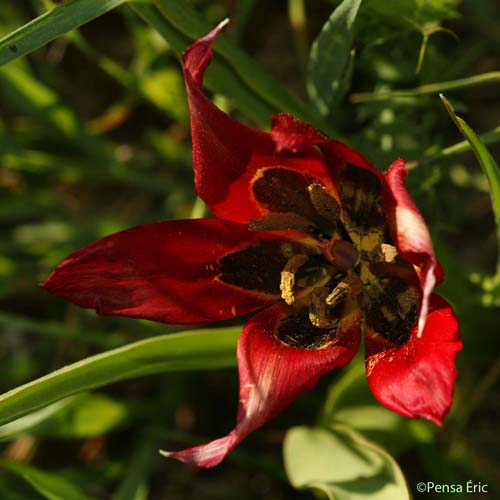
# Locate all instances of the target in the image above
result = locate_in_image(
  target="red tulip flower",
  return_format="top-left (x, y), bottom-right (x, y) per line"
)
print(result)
top-left (42, 21), bottom-right (462, 468)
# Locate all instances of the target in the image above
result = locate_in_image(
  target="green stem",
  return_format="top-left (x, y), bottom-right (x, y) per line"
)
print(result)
top-left (350, 71), bottom-right (500, 103)
top-left (415, 32), bottom-right (429, 75)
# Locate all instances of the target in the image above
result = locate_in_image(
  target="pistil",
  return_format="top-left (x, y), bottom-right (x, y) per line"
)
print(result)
top-left (322, 238), bottom-right (359, 270)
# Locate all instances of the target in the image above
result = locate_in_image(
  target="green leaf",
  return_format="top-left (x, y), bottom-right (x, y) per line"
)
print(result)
top-left (0, 398), bottom-right (76, 440)
top-left (307, 0), bottom-right (362, 115)
top-left (39, 393), bottom-right (129, 438)
top-left (284, 425), bottom-right (410, 500)
top-left (0, 0), bottom-right (128, 67)
top-left (321, 362), bottom-right (412, 455)
top-left (0, 459), bottom-right (90, 500)
top-left (0, 327), bottom-right (239, 427)
top-left (440, 94), bottom-right (500, 281)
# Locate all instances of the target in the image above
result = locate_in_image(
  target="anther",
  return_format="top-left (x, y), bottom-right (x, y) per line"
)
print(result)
top-left (381, 243), bottom-right (398, 263)
top-left (325, 272), bottom-right (363, 306)
top-left (308, 184), bottom-right (340, 223)
top-left (248, 212), bottom-right (317, 233)
top-left (280, 254), bottom-right (309, 305)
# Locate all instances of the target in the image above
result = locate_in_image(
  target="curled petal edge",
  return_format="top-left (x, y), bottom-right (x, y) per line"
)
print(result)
top-left (383, 158), bottom-right (439, 337)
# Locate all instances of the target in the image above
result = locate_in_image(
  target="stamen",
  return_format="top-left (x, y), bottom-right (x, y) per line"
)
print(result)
top-left (381, 243), bottom-right (398, 262)
top-left (308, 184), bottom-right (340, 223)
top-left (248, 212), bottom-right (317, 233)
top-left (280, 254), bottom-right (309, 305)
top-left (309, 287), bottom-right (339, 328)
top-left (325, 272), bottom-right (363, 306)
top-left (368, 260), bottom-right (418, 283)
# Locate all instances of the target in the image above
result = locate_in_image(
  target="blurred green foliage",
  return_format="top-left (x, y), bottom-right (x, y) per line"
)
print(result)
top-left (0, 0), bottom-right (499, 498)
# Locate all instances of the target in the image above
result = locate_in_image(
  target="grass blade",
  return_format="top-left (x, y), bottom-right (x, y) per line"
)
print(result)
top-left (440, 94), bottom-right (500, 275)
top-left (0, 0), bottom-right (128, 67)
top-left (351, 71), bottom-right (500, 104)
top-left (0, 327), bottom-right (239, 426)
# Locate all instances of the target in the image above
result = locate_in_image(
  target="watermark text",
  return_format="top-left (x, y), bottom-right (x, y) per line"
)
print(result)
top-left (416, 481), bottom-right (488, 494)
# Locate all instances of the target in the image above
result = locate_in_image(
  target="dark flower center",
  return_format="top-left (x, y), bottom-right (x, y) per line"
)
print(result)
top-left (220, 164), bottom-right (420, 350)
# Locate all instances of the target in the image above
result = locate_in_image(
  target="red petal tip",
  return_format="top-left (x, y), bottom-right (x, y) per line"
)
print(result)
top-left (161, 302), bottom-right (361, 467)
top-left (270, 113), bottom-right (327, 153)
top-left (160, 435), bottom-right (235, 468)
top-left (196, 18), bottom-right (229, 44)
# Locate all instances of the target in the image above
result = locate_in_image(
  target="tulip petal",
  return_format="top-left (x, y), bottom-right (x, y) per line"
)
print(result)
top-left (365, 294), bottom-right (462, 425)
top-left (162, 300), bottom-right (361, 467)
top-left (41, 219), bottom-right (285, 324)
top-left (182, 24), bottom-right (333, 223)
top-left (269, 113), bottom-right (382, 180)
top-left (270, 112), bottom-right (327, 152)
top-left (383, 159), bottom-right (440, 337)
top-left (320, 140), bottom-right (384, 180)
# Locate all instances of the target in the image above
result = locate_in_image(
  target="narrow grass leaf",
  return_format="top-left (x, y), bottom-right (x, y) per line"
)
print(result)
top-left (0, 327), bottom-right (239, 426)
top-left (0, 398), bottom-right (76, 440)
top-left (0, 0), bottom-right (128, 67)
top-left (440, 94), bottom-right (500, 275)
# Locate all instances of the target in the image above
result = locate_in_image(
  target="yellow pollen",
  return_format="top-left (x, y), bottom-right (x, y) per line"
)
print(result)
top-left (381, 243), bottom-right (398, 262)
top-left (279, 254), bottom-right (309, 306)
top-left (280, 271), bottom-right (296, 305)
